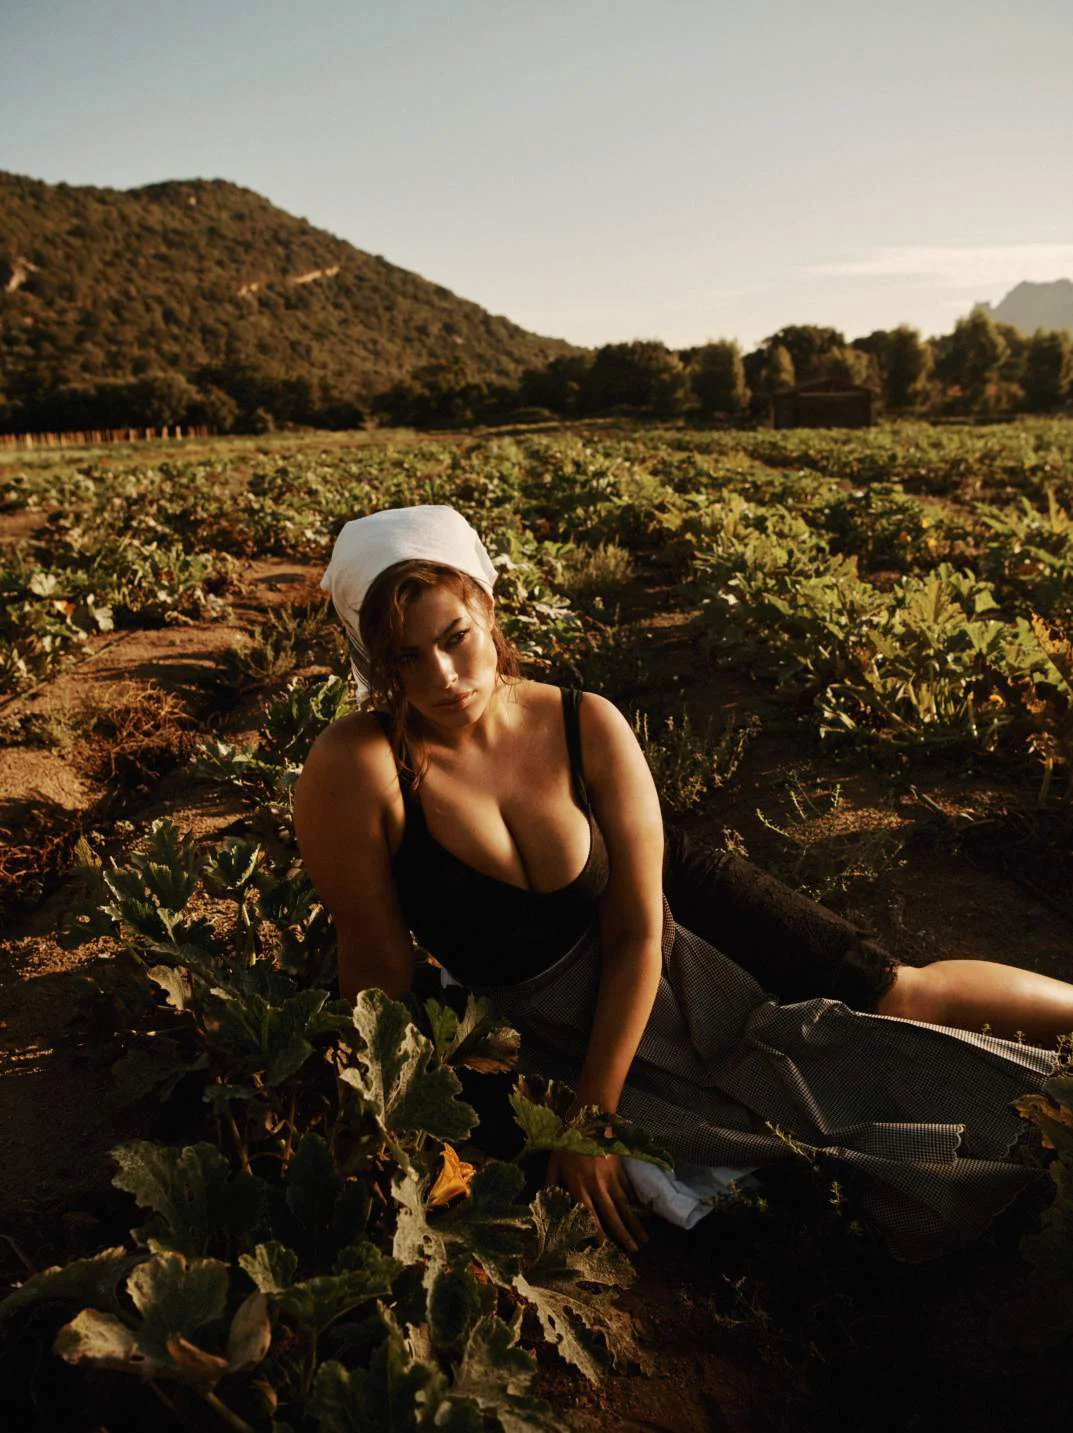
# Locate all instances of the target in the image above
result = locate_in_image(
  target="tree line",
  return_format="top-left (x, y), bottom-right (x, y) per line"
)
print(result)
top-left (371, 310), bottom-right (1073, 429)
top-left (2, 309), bottom-right (1071, 437)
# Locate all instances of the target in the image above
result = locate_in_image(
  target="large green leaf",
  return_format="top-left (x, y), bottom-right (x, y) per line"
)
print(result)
top-left (391, 1160), bottom-right (531, 1295)
top-left (275, 1242), bottom-right (401, 1336)
top-left (0, 1248), bottom-right (145, 1323)
top-left (427, 1268), bottom-right (484, 1352)
top-left (341, 990), bottom-right (477, 1145)
top-left (240, 1241), bottom-right (299, 1294)
top-left (308, 1306), bottom-right (448, 1432)
top-left (53, 1252), bottom-right (239, 1387)
top-left (101, 819), bottom-right (206, 945)
top-left (509, 1084), bottom-right (671, 1169)
top-left (240, 1238), bottom-right (399, 1339)
top-left (199, 983), bottom-right (330, 1085)
top-left (112, 1140), bottom-right (261, 1255)
top-left (285, 1132), bottom-right (341, 1235)
top-left (511, 1189), bottom-right (645, 1385)
top-left (424, 995), bottom-right (520, 1073)
top-left (431, 1161), bottom-right (531, 1283)
top-left (111, 1036), bottom-right (207, 1104)
top-left (450, 1312), bottom-right (563, 1433)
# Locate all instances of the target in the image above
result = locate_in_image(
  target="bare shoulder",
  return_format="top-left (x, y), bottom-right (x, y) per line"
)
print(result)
top-left (296, 711), bottom-right (399, 815)
top-left (577, 688), bottom-right (634, 740)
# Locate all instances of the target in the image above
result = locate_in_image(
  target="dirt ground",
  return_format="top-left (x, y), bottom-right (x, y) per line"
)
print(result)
top-left (2, 484), bottom-right (1073, 1432)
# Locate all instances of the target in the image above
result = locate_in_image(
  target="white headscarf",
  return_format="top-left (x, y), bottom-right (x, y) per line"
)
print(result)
top-left (319, 505), bottom-right (498, 696)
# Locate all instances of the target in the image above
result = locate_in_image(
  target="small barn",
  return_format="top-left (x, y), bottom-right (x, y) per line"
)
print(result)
top-left (772, 377), bottom-right (874, 429)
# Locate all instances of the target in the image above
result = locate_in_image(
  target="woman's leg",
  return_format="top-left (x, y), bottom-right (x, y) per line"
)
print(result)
top-left (875, 960), bottom-right (1073, 1046)
top-left (663, 823), bottom-right (1073, 1046)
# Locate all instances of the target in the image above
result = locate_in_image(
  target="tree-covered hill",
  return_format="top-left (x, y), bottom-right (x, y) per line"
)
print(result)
top-left (0, 171), bottom-right (582, 429)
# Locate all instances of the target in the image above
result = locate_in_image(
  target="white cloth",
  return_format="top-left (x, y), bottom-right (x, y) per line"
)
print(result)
top-left (622, 1157), bottom-right (759, 1230)
top-left (320, 505), bottom-right (498, 695)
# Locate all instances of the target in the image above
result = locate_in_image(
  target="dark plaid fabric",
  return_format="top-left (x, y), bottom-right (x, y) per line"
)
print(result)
top-left (472, 900), bottom-right (1057, 1262)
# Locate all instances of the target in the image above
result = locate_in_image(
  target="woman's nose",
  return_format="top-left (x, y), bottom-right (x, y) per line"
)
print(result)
top-left (430, 648), bottom-right (458, 687)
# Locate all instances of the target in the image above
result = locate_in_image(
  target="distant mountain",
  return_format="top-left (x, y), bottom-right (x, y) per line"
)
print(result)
top-left (0, 171), bottom-right (581, 424)
top-left (977, 279), bottom-right (1073, 335)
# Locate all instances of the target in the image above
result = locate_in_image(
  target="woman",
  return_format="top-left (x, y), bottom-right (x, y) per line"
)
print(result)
top-left (295, 505), bottom-right (1068, 1262)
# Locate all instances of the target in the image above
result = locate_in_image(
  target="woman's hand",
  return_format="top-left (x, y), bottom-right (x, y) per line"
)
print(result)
top-left (543, 1149), bottom-right (649, 1253)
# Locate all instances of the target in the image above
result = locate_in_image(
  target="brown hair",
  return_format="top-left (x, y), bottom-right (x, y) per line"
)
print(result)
top-left (354, 560), bottom-right (521, 789)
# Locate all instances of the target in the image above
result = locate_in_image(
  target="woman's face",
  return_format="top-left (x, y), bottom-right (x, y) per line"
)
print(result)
top-left (395, 582), bottom-right (500, 727)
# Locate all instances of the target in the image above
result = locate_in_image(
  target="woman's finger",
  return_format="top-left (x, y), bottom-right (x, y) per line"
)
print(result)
top-left (581, 1195), bottom-right (605, 1242)
top-left (594, 1184), bottom-right (638, 1252)
top-left (611, 1177), bottom-right (649, 1245)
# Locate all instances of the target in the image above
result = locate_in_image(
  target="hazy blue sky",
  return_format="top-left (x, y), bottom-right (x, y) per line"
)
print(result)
top-left (3, 0), bottom-right (1071, 351)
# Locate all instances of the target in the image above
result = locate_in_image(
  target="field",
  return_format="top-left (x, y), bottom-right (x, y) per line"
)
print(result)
top-left (2, 417), bottom-right (1073, 1432)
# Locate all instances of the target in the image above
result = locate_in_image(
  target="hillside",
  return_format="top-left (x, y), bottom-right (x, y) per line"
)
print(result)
top-left (980, 278), bottom-right (1073, 335)
top-left (0, 171), bottom-right (582, 425)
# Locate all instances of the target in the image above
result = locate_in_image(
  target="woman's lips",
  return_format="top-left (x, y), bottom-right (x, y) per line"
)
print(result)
top-left (436, 690), bottom-right (474, 710)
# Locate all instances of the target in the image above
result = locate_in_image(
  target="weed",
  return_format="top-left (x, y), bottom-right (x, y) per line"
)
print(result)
top-left (756, 775), bottom-right (908, 901)
top-left (556, 540), bottom-right (634, 599)
top-left (0, 706), bottom-right (78, 749)
top-left (80, 681), bottom-right (198, 784)
top-left (212, 594), bottom-right (341, 697)
top-left (633, 707), bottom-right (760, 812)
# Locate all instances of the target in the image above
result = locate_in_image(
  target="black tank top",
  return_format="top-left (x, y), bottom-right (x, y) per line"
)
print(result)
top-left (375, 688), bottom-right (610, 986)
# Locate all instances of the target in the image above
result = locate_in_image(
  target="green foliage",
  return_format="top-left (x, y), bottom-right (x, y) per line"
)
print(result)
top-left (196, 674), bottom-right (354, 827)
top-left (54, 1252), bottom-right (270, 1389)
top-left (0, 171), bottom-right (578, 433)
top-left (976, 487), bottom-right (1073, 618)
top-left (990, 1071), bottom-right (1073, 1349)
top-left (944, 309), bottom-right (1009, 410)
top-left (214, 596), bottom-right (341, 694)
top-left (343, 990), bottom-right (479, 1148)
top-left (632, 706), bottom-right (759, 812)
top-left (689, 340), bottom-right (751, 418)
top-left (5, 732), bottom-right (656, 1427)
top-left (761, 324), bottom-right (845, 381)
top-left (0, 1248), bottom-right (145, 1324)
top-left (822, 483), bottom-right (938, 573)
top-left (511, 1189), bottom-right (646, 1385)
top-left (509, 1078), bottom-right (671, 1170)
top-left (1023, 329), bottom-right (1073, 412)
top-left (580, 341), bottom-right (688, 417)
top-left (111, 1140), bottom-right (261, 1256)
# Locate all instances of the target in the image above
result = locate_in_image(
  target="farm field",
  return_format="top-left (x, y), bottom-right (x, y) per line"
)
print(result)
top-left (2, 418), bottom-right (1073, 1431)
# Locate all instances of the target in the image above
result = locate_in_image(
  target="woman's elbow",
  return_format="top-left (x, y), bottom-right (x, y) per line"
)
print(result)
top-left (337, 942), bottom-right (414, 1005)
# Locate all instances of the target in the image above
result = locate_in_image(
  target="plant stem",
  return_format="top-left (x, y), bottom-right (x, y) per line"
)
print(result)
top-left (280, 1089), bottom-right (297, 1171)
top-left (201, 1389), bottom-right (256, 1433)
top-left (223, 1103), bottom-right (252, 1175)
top-left (147, 1379), bottom-right (179, 1418)
top-left (0, 1234), bottom-right (36, 1274)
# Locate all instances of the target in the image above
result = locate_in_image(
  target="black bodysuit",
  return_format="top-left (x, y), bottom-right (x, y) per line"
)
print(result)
top-left (378, 689), bottom-right (610, 986)
top-left (374, 689), bottom-right (899, 1008)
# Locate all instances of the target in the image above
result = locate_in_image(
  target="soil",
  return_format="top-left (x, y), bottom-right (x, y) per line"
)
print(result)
top-left (2, 442), bottom-right (1073, 1431)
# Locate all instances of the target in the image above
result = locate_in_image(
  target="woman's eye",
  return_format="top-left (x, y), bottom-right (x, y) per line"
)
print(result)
top-left (447, 629), bottom-right (470, 648)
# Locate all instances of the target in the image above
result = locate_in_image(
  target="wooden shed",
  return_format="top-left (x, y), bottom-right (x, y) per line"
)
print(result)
top-left (772, 377), bottom-right (874, 429)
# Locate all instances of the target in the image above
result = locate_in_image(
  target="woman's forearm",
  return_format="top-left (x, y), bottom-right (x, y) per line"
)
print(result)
top-left (572, 940), bottom-right (663, 1114)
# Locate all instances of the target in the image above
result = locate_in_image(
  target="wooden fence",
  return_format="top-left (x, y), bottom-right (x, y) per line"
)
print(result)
top-left (0, 424), bottom-right (213, 452)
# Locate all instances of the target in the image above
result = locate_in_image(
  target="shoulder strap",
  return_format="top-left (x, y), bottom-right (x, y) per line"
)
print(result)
top-left (560, 688), bottom-right (591, 813)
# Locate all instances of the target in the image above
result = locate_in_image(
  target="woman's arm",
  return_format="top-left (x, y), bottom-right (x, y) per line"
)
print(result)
top-left (571, 692), bottom-right (666, 1114)
top-left (293, 716), bottom-right (415, 1003)
top-left (543, 692), bottom-right (665, 1252)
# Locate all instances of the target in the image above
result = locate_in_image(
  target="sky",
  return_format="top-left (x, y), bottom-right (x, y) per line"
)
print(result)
top-left (3, 0), bottom-right (1072, 353)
